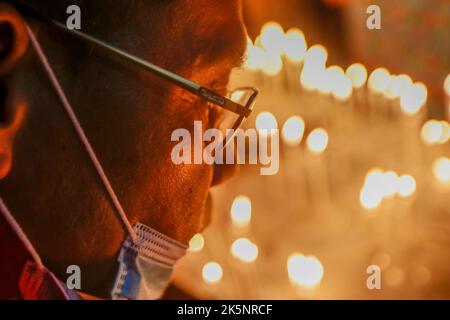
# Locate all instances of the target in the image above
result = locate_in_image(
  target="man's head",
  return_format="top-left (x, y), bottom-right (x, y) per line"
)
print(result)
top-left (0, 0), bottom-right (247, 295)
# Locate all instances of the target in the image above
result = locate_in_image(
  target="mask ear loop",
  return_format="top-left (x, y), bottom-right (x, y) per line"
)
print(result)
top-left (0, 197), bottom-right (44, 271)
top-left (26, 25), bottom-right (137, 241)
top-left (0, 197), bottom-right (70, 300)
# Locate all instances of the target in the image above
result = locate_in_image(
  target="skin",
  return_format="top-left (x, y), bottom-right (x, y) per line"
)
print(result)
top-left (0, 0), bottom-right (246, 296)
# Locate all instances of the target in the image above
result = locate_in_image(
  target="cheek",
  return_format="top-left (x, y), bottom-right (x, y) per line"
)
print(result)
top-left (0, 150), bottom-right (11, 180)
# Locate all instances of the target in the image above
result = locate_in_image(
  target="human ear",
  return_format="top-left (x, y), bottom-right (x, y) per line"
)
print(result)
top-left (0, 2), bottom-right (28, 179)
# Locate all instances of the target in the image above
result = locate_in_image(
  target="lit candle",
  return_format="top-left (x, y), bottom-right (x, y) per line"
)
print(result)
top-left (444, 74), bottom-right (450, 121)
top-left (258, 22), bottom-right (286, 92)
top-left (432, 157), bottom-right (450, 191)
top-left (230, 238), bottom-right (259, 263)
top-left (368, 67), bottom-right (391, 117)
top-left (281, 116), bottom-right (307, 206)
top-left (283, 28), bottom-right (307, 92)
top-left (346, 63), bottom-right (368, 113)
top-left (305, 128), bottom-right (331, 213)
top-left (188, 233), bottom-right (205, 253)
top-left (400, 81), bottom-right (428, 168)
top-left (399, 82), bottom-right (428, 118)
top-left (287, 253), bottom-right (324, 297)
top-left (230, 195), bottom-right (252, 228)
top-left (202, 262), bottom-right (223, 285)
top-left (229, 37), bottom-right (267, 90)
top-left (281, 116), bottom-right (305, 147)
top-left (300, 45), bottom-right (328, 91)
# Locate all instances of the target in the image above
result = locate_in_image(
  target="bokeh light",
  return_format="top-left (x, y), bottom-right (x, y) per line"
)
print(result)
top-left (368, 68), bottom-right (390, 94)
top-left (346, 63), bottom-right (368, 89)
top-left (202, 262), bottom-right (223, 284)
top-left (306, 128), bottom-right (329, 154)
top-left (400, 82), bottom-right (427, 116)
top-left (230, 238), bottom-right (259, 263)
top-left (397, 175), bottom-right (417, 198)
top-left (421, 120), bottom-right (445, 145)
top-left (256, 111), bottom-right (278, 133)
top-left (189, 233), bottom-right (205, 253)
top-left (284, 28), bottom-right (307, 62)
top-left (260, 22), bottom-right (286, 55)
top-left (287, 253), bottom-right (324, 288)
top-left (433, 157), bottom-right (450, 184)
top-left (230, 195), bottom-right (252, 227)
top-left (282, 116), bottom-right (306, 146)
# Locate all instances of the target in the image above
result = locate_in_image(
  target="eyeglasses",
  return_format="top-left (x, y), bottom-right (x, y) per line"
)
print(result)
top-left (11, 1), bottom-right (259, 147)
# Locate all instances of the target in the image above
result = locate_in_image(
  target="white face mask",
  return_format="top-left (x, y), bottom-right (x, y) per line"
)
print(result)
top-left (25, 25), bottom-right (188, 300)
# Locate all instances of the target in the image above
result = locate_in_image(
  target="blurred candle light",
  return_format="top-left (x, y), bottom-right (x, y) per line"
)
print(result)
top-left (433, 157), bottom-right (450, 184)
top-left (438, 121), bottom-right (450, 144)
top-left (282, 116), bottom-right (306, 146)
top-left (284, 28), bottom-right (307, 63)
top-left (400, 82), bottom-right (428, 116)
top-left (421, 120), bottom-right (445, 145)
top-left (304, 45), bottom-right (328, 71)
top-left (368, 68), bottom-right (390, 94)
top-left (361, 168), bottom-right (384, 210)
top-left (346, 63), bottom-right (368, 89)
top-left (244, 42), bottom-right (266, 71)
top-left (332, 73), bottom-right (353, 101)
top-left (230, 238), bottom-right (259, 263)
top-left (397, 175), bottom-right (416, 198)
top-left (382, 171), bottom-right (400, 198)
top-left (306, 128), bottom-right (329, 154)
top-left (230, 195), bottom-right (252, 227)
top-left (445, 74), bottom-right (450, 95)
top-left (445, 74), bottom-right (450, 120)
top-left (189, 233), bottom-right (205, 253)
top-left (365, 168), bottom-right (384, 185)
top-left (360, 185), bottom-right (383, 210)
top-left (301, 45), bottom-right (328, 91)
top-left (256, 111), bottom-right (278, 135)
top-left (260, 51), bottom-right (283, 76)
top-left (287, 253), bottom-right (324, 288)
top-left (260, 21), bottom-right (285, 55)
top-left (202, 262), bottom-right (223, 284)
top-left (317, 68), bottom-right (333, 95)
top-left (387, 74), bottom-right (412, 99)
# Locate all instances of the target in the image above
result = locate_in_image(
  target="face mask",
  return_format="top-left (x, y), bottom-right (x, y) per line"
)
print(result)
top-left (24, 26), bottom-right (188, 300)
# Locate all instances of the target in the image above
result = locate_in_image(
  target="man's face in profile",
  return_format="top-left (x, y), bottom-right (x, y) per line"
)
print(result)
top-left (0, 0), bottom-right (247, 292)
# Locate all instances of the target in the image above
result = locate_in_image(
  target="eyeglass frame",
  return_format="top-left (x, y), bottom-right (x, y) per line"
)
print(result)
top-left (10, 0), bottom-right (259, 132)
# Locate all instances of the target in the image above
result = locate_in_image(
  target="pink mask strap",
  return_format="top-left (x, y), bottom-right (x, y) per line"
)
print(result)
top-left (0, 197), bottom-right (44, 271)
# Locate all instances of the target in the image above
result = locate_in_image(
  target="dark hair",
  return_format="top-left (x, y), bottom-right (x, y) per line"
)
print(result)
top-left (6, 0), bottom-right (86, 21)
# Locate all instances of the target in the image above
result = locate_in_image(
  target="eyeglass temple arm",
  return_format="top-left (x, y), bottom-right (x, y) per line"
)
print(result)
top-left (51, 22), bottom-right (251, 118)
top-left (8, 0), bottom-right (251, 118)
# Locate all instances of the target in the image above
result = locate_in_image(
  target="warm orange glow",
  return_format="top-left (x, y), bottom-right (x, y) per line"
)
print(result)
top-left (202, 262), bottom-right (223, 284)
top-left (346, 63), bottom-right (368, 89)
top-left (368, 68), bottom-right (390, 94)
top-left (284, 28), bottom-right (307, 62)
top-left (433, 157), bottom-right (450, 184)
top-left (306, 129), bottom-right (329, 154)
top-left (230, 238), bottom-right (259, 263)
top-left (400, 82), bottom-right (427, 116)
top-left (421, 120), bottom-right (445, 145)
top-left (230, 195), bottom-right (252, 227)
top-left (444, 74), bottom-right (450, 95)
top-left (189, 233), bottom-right (205, 253)
top-left (282, 116), bottom-right (306, 146)
top-left (260, 22), bottom-right (285, 55)
top-left (287, 253), bottom-right (324, 288)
